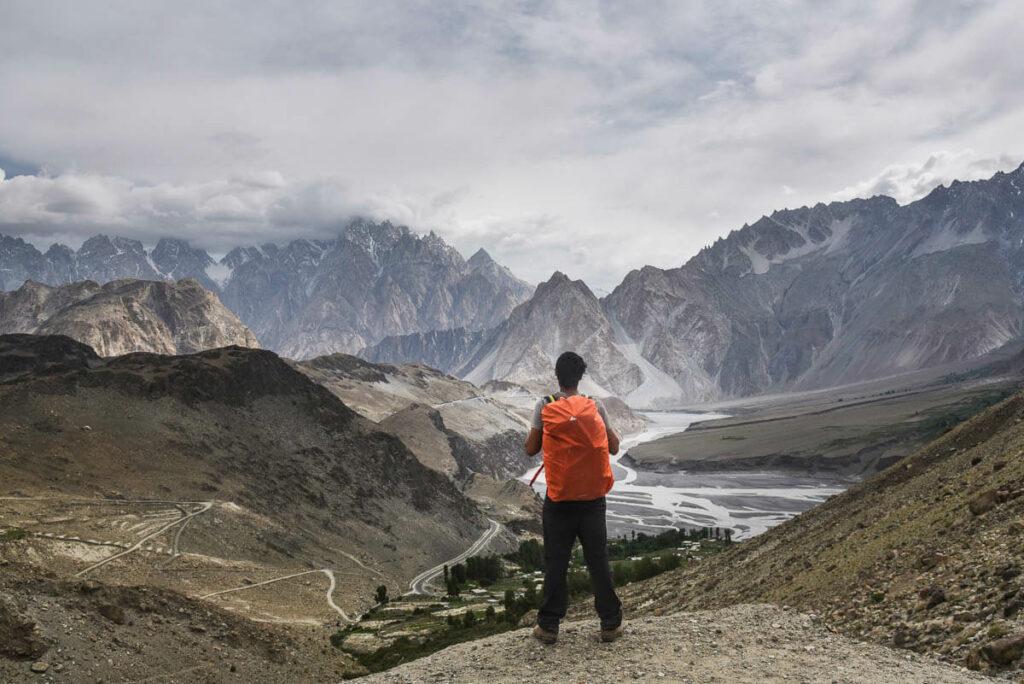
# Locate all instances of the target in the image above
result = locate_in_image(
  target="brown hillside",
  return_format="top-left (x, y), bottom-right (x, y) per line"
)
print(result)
top-left (617, 389), bottom-right (1024, 676)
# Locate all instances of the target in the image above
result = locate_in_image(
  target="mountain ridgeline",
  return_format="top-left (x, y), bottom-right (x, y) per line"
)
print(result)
top-left (367, 163), bottom-right (1024, 405)
top-left (4, 164), bottom-right (1024, 404)
top-left (0, 220), bottom-right (533, 359)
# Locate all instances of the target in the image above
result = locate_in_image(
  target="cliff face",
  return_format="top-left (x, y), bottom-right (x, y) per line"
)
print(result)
top-left (0, 278), bottom-right (259, 356)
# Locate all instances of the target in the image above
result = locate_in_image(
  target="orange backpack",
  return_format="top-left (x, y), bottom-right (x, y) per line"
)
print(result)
top-left (534, 394), bottom-right (613, 502)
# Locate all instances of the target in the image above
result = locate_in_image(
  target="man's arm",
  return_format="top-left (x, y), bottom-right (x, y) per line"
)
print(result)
top-left (525, 399), bottom-right (544, 456)
top-left (607, 425), bottom-right (620, 455)
top-left (524, 428), bottom-right (543, 456)
top-left (595, 398), bottom-right (620, 454)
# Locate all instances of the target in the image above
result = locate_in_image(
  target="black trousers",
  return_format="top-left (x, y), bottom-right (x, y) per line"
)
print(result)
top-left (537, 496), bottom-right (622, 632)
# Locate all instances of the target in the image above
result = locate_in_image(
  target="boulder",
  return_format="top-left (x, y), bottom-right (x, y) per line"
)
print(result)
top-left (981, 633), bottom-right (1024, 666)
top-left (97, 603), bottom-right (127, 625)
top-left (968, 490), bottom-right (998, 516)
top-left (918, 585), bottom-right (946, 609)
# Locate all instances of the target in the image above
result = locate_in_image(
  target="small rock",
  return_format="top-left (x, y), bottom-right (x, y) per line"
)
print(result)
top-left (98, 603), bottom-right (127, 625)
top-left (918, 585), bottom-right (946, 609)
top-left (80, 425), bottom-right (92, 432)
top-left (30, 662), bottom-right (49, 673)
top-left (78, 579), bottom-right (102, 594)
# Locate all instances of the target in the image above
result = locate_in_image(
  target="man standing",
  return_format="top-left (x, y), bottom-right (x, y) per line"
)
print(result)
top-left (524, 351), bottom-right (623, 644)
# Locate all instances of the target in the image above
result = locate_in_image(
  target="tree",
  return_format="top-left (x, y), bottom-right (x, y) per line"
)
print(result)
top-left (374, 584), bottom-right (389, 605)
top-left (443, 564), bottom-right (450, 582)
top-left (522, 581), bottom-right (539, 609)
top-left (462, 610), bottom-right (477, 628)
top-left (446, 577), bottom-right (460, 598)
top-left (503, 589), bottom-right (515, 614)
top-left (507, 539), bottom-right (544, 572)
top-left (451, 563), bottom-right (467, 585)
top-left (485, 605), bottom-right (496, 621)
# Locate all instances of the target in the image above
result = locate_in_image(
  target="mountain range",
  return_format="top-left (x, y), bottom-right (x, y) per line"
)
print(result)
top-left (366, 162), bottom-right (1024, 405)
top-left (3, 163), bottom-right (1024, 405)
top-left (0, 219), bottom-right (533, 359)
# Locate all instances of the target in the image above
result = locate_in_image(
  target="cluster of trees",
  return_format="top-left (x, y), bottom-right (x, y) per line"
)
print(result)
top-left (612, 553), bottom-right (681, 586)
top-left (504, 526), bottom-right (733, 578)
top-left (441, 581), bottom-right (541, 627)
top-left (502, 582), bottom-right (542, 623)
top-left (504, 538), bottom-right (543, 571)
top-left (443, 555), bottom-right (504, 596)
top-left (608, 527), bottom-right (732, 560)
top-left (445, 605), bottom-right (498, 629)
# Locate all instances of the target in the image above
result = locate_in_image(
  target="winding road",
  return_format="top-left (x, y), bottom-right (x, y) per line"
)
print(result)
top-left (407, 518), bottom-right (501, 595)
top-left (200, 568), bottom-right (360, 622)
top-left (73, 501), bottom-right (213, 578)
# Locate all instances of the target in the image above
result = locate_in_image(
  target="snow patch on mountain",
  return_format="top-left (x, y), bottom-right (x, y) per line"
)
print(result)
top-left (204, 261), bottom-right (234, 288)
top-left (609, 319), bottom-right (685, 407)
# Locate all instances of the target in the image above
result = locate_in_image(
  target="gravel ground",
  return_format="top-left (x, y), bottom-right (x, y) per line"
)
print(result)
top-left (364, 604), bottom-right (994, 683)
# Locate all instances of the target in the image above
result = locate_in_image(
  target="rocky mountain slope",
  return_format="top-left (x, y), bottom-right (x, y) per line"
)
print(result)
top-left (0, 220), bottom-right (532, 358)
top-left (456, 272), bottom-right (643, 397)
top-left (603, 163), bottom-right (1024, 403)
top-left (614, 389), bottom-right (1024, 677)
top-left (218, 222), bottom-right (532, 358)
top-left (359, 327), bottom-right (487, 375)
top-left (294, 353), bottom-right (531, 479)
top-left (0, 567), bottom-right (359, 682)
top-left (0, 334), bottom-right (488, 624)
top-left (0, 278), bottom-right (258, 356)
top-left (294, 353), bottom-right (540, 530)
top-left (365, 271), bottom-right (682, 405)
top-left (363, 604), bottom-right (987, 683)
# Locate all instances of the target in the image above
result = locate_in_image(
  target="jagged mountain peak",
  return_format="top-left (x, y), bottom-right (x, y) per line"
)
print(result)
top-left (0, 221), bottom-right (531, 359)
top-left (467, 247), bottom-right (494, 265)
top-left (530, 270), bottom-right (599, 304)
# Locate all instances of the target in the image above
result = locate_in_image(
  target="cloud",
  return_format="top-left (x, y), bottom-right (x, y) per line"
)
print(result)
top-left (0, 1), bottom-right (1023, 290)
top-left (832, 150), bottom-right (1023, 205)
top-left (0, 171), bottom-right (373, 252)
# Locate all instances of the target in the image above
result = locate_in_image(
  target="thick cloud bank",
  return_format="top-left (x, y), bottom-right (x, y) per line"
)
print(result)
top-left (1, 1), bottom-right (1023, 288)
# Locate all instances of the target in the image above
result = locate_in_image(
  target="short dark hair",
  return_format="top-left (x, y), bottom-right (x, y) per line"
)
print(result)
top-left (555, 351), bottom-right (586, 389)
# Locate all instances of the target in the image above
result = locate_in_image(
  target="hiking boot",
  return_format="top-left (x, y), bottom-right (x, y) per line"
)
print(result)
top-left (532, 625), bottom-right (558, 644)
top-left (599, 624), bottom-right (624, 642)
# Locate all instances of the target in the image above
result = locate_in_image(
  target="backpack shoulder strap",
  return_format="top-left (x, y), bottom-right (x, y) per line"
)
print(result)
top-left (544, 394), bottom-right (557, 404)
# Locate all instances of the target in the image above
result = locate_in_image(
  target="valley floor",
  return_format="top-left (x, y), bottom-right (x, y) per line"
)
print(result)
top-left (362, 604), bottom-right (991, 683)
top-left (628, 370), bottom-right (1019, 476)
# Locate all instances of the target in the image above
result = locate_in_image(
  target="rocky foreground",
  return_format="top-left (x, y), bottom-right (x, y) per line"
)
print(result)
top-left (363, 604), bottom-right (990, 683)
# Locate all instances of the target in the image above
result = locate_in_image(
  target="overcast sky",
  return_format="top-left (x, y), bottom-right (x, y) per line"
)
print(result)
top-left (1, 1), bottom-right (1022, 291)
